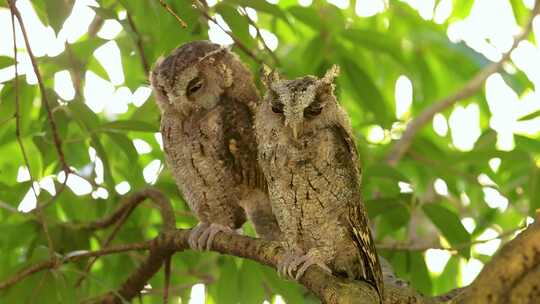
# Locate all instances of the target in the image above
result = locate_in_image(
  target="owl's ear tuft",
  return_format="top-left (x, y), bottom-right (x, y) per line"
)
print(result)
top-left (321, 64), bottom-right (340, 84)
top-left (260, 65), bottom-right (280, 88)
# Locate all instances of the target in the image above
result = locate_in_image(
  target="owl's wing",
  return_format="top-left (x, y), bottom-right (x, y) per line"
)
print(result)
top-left (223, 97), bottom-right (267, 192)
top-left (333, 124), bottom-right (384, 301)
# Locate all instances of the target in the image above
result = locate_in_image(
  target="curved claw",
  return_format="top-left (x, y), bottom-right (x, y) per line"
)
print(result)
top-left (277, 249), bottom-right (331, 281)
top-left (189, 223), bottom-right (234, 251)
top-left (294, 257), bottom-right (332, 281)
top-left (188, 222), bottom-right (209, 250)
top-left (277, 251), bottom-right (297, 278)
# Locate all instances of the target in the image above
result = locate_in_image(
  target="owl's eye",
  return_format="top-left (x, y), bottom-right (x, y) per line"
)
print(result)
top-left (271, 103), bottom-right (284, 114)
top-left (186, 77), bottom-right (204, 97)
top-left (304, 106), bottom-right (322, 117)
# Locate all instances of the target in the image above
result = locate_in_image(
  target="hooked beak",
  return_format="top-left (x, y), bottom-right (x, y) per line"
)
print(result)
top-left (286, 121), bottom-right (303, 140)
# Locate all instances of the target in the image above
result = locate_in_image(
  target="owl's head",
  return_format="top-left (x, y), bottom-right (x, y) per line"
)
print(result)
top-left (150, 41), bottom-right (236, 116)
top-left (262, 65), bottom-right (340, 139)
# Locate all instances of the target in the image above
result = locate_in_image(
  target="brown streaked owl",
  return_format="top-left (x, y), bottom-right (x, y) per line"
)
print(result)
top-left (255, 65), bottom-right (384, 300)
top-left (150, 41), bottom-right (280, 249)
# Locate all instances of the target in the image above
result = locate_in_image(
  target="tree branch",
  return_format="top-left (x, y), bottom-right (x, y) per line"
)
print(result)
top-left (75, 188), bottom-right (176, 286)
top-left (193, 0), bottom-right (266, 66)
top-left (100, 230), bottom-right (435, 304)
top-left (8, 0), bottom-right (70, 173)
top-left (385, 0), bottom-right (540, 166)
top-left (157, 0), bottom-right (187, 28)
top-left (126, 13), bottom-right (150, 76)
top-left (8, 0), bottom-right (56, 260)
top-left (377, 225), bottom-right (524, 252)
top-left (455, 213), bottom-right (540, 303)
top-left (0, 242), bottom-right (150, 290)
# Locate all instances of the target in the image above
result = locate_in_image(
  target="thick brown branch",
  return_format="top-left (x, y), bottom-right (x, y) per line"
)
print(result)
top-left (385, 0), bottom-right (540, 166)
top-left (101, 230), bottom-right (433, 304)
top-left (455, 215), bottom-right (540, 303)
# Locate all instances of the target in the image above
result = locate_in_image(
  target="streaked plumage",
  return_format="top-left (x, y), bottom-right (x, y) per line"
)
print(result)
top-left (151, 41), bottom-right (280, 249)
top-left (255, 66), bottom-right (383, 300)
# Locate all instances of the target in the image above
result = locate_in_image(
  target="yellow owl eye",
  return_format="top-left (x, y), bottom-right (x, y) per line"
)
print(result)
top-left (186, 76), bottom-right (204, 97)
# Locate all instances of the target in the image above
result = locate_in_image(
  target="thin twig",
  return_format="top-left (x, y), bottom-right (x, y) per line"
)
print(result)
top-left (8, 0), bottom-right (69, 174)
top-left (377, 225), bottom-right (524, 252)
top-left (385, 0), bottom-right (540, 166)
top-left (0, 241), bottom-right (151, 290)
top-left (193, 0), bottom-right (265, 65)
top-left (74, 188), bottom-right (176, 287)
top-left (239, 7), bottom-right (280, 65)
top-left (126, 13), bottom-right (150, 75)
top-left (157, 0), bottom-right (187, 27)
top-left (8, 0), bottom-right (56, 259)
top-left (74, 201), bottom-right (137, 287)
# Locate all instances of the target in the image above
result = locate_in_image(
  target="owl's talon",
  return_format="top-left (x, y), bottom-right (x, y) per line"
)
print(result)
top-left (277, 249), bottom-right (331, 281)
top-left (277, 251), bottom-right (297, 279)
top-left (205, 224), bottom-right (233, 250)
top-left (295, 258), bottom-right (331, 281)
top-left (189, 223), bottom-right (233, 251)
top-left (188, 222), bottom-right (209, 250)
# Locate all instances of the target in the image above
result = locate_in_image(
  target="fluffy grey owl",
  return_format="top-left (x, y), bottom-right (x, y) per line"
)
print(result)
top-left (255, 65), bottom-right (383, 300)
top-left (150, 41), bottom-right (280, 250)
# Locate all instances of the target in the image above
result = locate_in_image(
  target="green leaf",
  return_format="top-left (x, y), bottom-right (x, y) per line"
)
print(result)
top-left (409, 252), bottom-right (433, 295)
top-left (288, 6), bottom-right (320, 30)
top-left (88, 57), bottom-right (110, 82)
top-left (422, 203), bottom-right (471, 258)
top-left (0, 56), bottom-right (14, 69)
top-left (224, 0), bottom-right (291, 26)
top-left (216, 3), bottom-right (256, 50)
top-left (340, 58), bottom-right (392, 127)
top-left (452, 0), bottom-right (474, 19)
top-left (90, 134), bottom-right (115, 190)
top-left (67, 99), bottom-right (100, 132)
top-left (210, 257), bottom-right (240, 304)
top-left (103, 132), bottom-right (139, 163)
top-left (238, 260), bottom-right (266, 303)
top-left (365, 196), bottom-right (411, 238)
top-left (99, 120), bottom-right (158, 133)
top-left (44, 0), bottom-right (75, 32)
top-left (517, 109), bottom-right (540, 121)
top-left (30, 0), bottom-right (49, 26)
top-left (341, 29), bottom-right (404, 63)
top-left (434, 256), bottom-right (460, 295)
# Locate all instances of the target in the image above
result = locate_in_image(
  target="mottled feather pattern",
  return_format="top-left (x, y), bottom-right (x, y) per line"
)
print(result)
top-left (256, 66), bottom-right (384, 301)
top-left (151, 40), bottom-right (280, 242)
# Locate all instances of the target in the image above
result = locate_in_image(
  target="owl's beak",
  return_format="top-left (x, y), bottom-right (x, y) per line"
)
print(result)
top-left (285, 116), bottom-right (303, 140)
top-left (290, 122), bottom-right (303, 140)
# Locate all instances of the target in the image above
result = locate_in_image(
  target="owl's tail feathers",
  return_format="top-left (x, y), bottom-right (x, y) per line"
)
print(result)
top-left (238, 191), bottom-right (282, 241)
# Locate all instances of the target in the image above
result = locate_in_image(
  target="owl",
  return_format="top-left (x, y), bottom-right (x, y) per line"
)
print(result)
top-left (255, 65), bottom-right (383, 300)
top-left (150, 41), bottom-right (280, 250)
